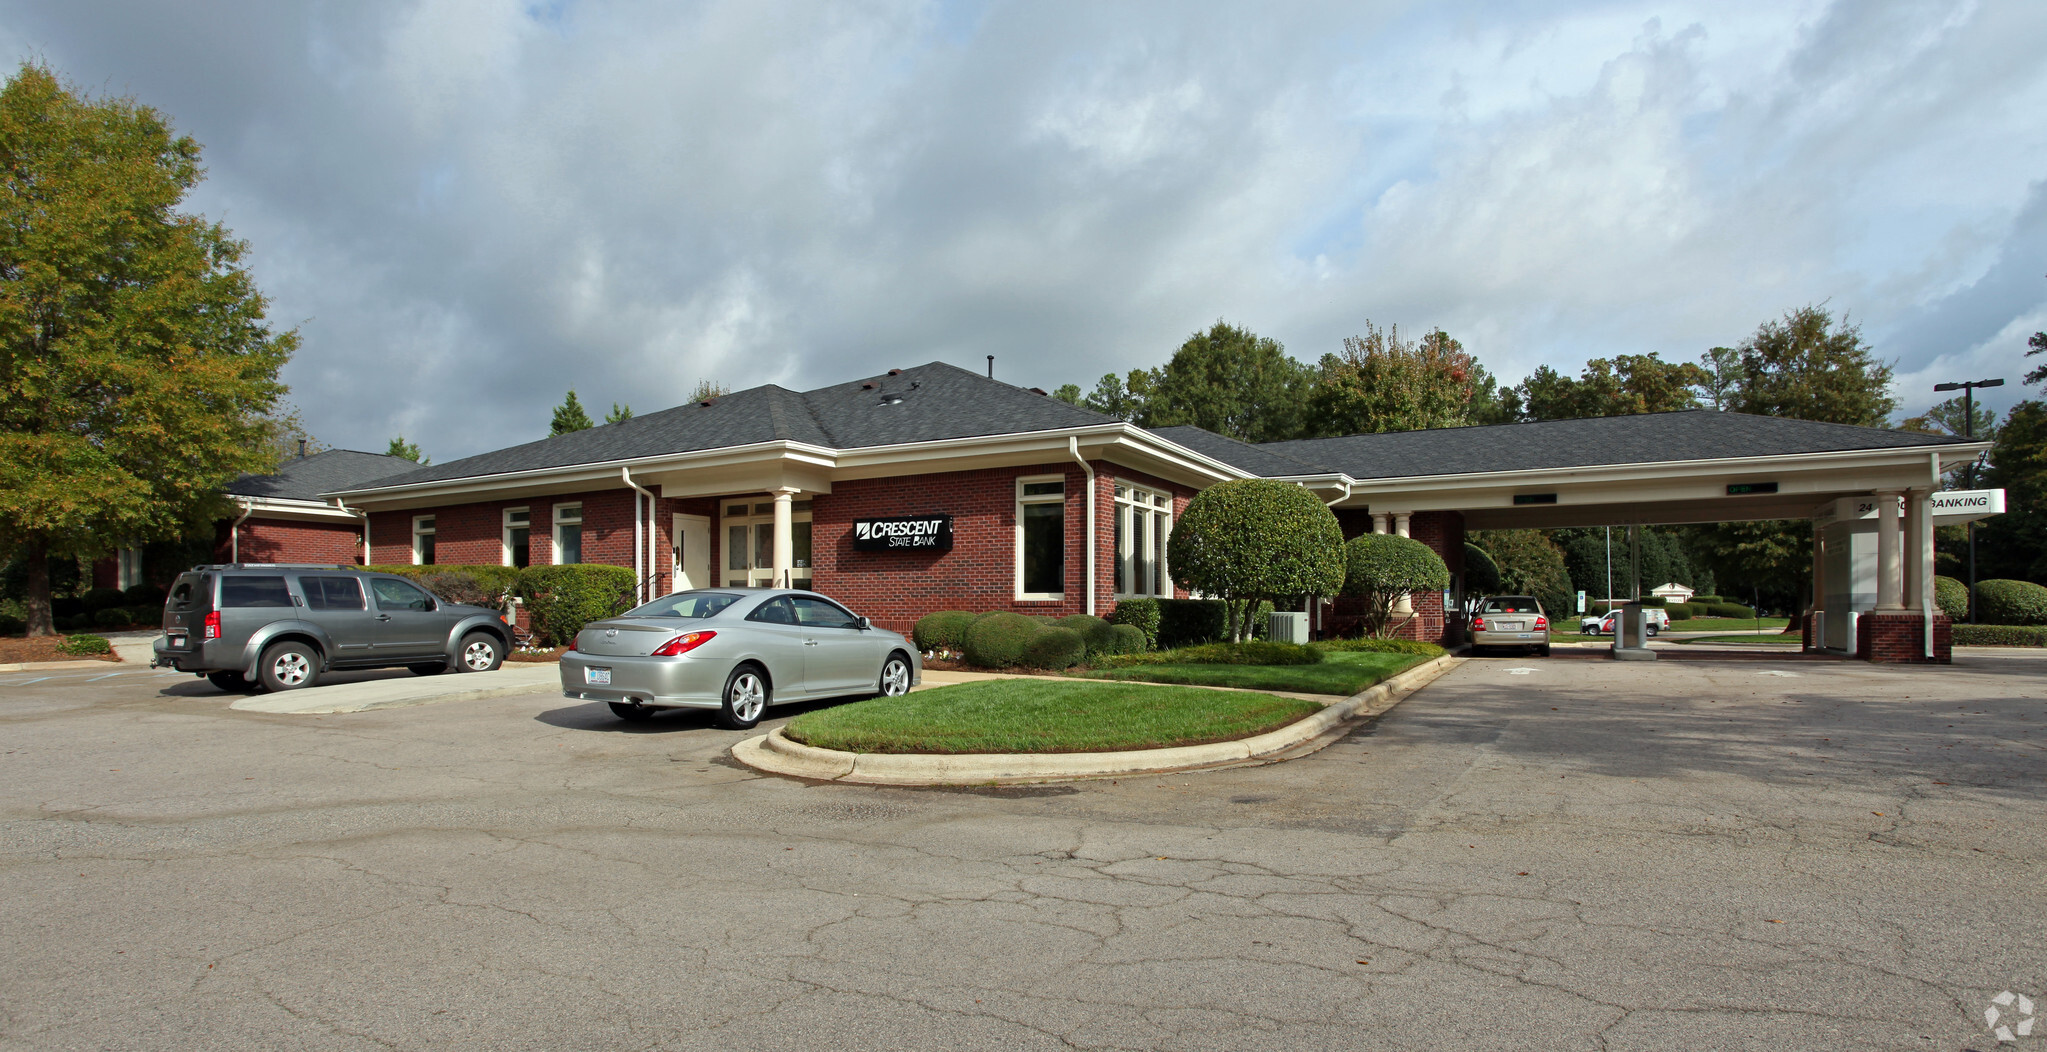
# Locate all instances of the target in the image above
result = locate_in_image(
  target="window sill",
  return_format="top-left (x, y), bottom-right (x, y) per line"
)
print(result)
top-left (1014, 594), bottom-right (1065, 603)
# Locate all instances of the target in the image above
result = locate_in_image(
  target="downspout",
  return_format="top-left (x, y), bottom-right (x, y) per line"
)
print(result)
top-left (1926, 452), bottom-right (1940, 660)
top-left (1069, 437), bottom-right (1096, 617)
top-left (330, 498), bottom-right (369, 564)
top-left (1317, 481), bottom-right (1352, 635)
top-left (229, 499), bottom-right (253, 563)
top-left (622, 466), bottom-right (655, 603)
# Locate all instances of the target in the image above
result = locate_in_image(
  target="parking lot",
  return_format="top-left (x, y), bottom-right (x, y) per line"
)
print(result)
top-left (3, 650), bottom-right (2044, 1051)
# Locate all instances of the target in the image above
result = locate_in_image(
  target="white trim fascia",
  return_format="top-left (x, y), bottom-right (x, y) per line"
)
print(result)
top-left (229, 495), bottom-right (365, 522)
top-left (326, 440), bottom-right (840, 504)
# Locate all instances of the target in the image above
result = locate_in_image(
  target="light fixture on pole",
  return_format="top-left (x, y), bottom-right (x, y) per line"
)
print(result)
top-left (1931, 377), bottom-right (2004, 624)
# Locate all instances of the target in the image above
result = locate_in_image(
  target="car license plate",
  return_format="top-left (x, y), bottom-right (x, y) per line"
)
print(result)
top-left (585, 667), bottom-right (612, 686)
top-left (1499, 621), bottom-right (1523, 631)
top-left (167, 631), bottom-right (187, 649)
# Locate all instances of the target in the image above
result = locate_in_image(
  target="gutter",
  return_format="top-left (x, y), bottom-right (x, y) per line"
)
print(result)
top-left (330, 498), bottom-right (370, 564)
top-left (229, 499), bottom-right (253, 562)
top-left (1070, 437), bottom-right (1096, 617)
top-left (622, 467), bottom-right (656, 604)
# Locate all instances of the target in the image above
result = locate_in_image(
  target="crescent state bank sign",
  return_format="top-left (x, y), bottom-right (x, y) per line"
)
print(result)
top-left (852, 515), bottom-right (954, 552)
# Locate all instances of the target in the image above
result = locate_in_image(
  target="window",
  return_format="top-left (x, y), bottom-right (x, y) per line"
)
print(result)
top-left (297, 576), bottom-right (365, 611)
top-left (1113, 482), bottom-right (1173, 598)
top-left (370, 577), bottom-right (434, 612)
top-left (623, 592), bottom-right (740, 619)
top-left (748, 596), bottom-right (798, 624)
top-left (412, 515), bottom-right (436, 566)
top-left (553, 504), bottom-right (583, 564)
top-left (117, 548), bottom-right (144, 590)
top-left (220, 576), bottom-right (293, 608)
top-left (790, 595), bottom-right (860, 629)
top-left (722, 498), bottom-right (813, 587)
top-left (1016, 476), bottom-right (1066, 599)
top-left (504, 508), bottom-right (530, 568)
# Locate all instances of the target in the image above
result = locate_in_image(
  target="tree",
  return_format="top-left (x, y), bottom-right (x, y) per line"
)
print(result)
top-left (1080, 370), bottom-right (1151, 420)
top-left (1717, 305), bottom-right (1896, 426)
top-left (605, 402), bottom-right (633, 425)
top-left (0, 64), bottom-right (294, 635)
top-left (1051, 384), bottom-right (1083, 407)
top-left (1682, 519), bottom-right (1810, 613)
top-left (386, 436), bottom-right (426, 464)
top-left (1340, 533), bottom-right (1450, 637)
top-left (1461, 542), bottom-right (1501, 615)
top-left (1516, 353), bottom-right (1707, 421)
top-left (1166, 479), bottom-right (1345, 641)
top-left (1306, 322), bottom-right (1487, 436)
top-left (687, 379), bottom-right (729, 403)
top-left (1467, 530), bottom-right (1573, 618)
top-left (1974, 335), bottom-right (2047, 583)
top-left (550, 389), bottom-right (594, 435)
top-left (1901, 394), bottom-right (1997, 490)
top-left (1137, 321), bottom-right (1312, 442)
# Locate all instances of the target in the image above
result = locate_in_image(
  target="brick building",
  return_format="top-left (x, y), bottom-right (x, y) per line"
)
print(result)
top-left (210, 361), bottom-right (1984, 663)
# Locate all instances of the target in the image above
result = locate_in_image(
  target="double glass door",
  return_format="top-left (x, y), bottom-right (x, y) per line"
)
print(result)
top-left (724, 499), bottom-right (812, 588)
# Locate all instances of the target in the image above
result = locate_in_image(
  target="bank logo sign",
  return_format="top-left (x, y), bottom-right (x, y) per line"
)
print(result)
top-left (853, 515), bottom-right (954, 552)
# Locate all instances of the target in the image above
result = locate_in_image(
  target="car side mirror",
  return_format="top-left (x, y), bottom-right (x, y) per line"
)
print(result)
top-left (856, 616), bottom-right (871, 630)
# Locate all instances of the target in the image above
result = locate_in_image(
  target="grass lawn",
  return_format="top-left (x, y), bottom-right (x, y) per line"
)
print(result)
top-left (785, 679), bottom-right (1322, 754)
top-left (1670, 633), bottom-right (1803, 646)
top-left (1078, 650), bottom-right (1421, 696)
top-left (1670, 617), bottom-right (1790, 632)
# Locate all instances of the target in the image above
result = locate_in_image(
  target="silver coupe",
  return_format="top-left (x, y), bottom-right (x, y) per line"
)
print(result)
top-left (559, 588), bottom-right (921, 728)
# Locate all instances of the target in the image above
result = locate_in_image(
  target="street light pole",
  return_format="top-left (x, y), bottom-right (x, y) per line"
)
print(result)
top-left (1933, 377), bottom-right (2005, 624)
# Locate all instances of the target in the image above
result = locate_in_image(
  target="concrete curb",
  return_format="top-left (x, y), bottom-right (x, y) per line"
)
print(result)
top-left (732, 652), bottom-right (1463, 786)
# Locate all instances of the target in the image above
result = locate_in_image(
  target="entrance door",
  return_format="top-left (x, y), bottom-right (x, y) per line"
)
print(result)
top-left (721, 499), bottom-right (813, 589)
top-left (672, 514), bottom-right (710, 592)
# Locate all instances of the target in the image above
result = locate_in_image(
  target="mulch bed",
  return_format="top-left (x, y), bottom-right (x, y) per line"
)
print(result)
top-left (0, 636), bottom-right (122, 664)
top-left (920, 657), bottom-right (1090, 678)
top-left (506, 646), bottom-right (569, 663)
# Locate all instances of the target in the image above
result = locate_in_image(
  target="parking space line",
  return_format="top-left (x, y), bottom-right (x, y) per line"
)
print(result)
top-left (85, 673), bottom-right (127, 682)
top-left (13, 677), bottom-right (52, 685)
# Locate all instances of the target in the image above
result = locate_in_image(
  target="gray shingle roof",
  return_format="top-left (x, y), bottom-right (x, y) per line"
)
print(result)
top-left (341, 362), bottom-right (1116, 490)
top-left (1142, 425), bottom-right (1329, 477)
top-left (1255, 410), bottom-right (1972, 480)
top-left (229, 450), bottom-right (423, 502)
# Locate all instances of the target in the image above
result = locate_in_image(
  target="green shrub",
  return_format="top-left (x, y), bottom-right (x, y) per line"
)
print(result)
top-left (1021, 626), bottom-right (1088, 670)
top-left (1953, 624), bottom-right (2047, 647)
top-left (366, 564), bottom-right (523, 604)
top-left (415, 571), bottom-right (503, 608)
top-left (92, 607), bottom-right (132, 628)
top-left (1665, 606), bottom-right (1693, 621)
top-left (1975, 579), bottom-right (2047, 626)
top-left (81, 587), bottom-right (126, 612)
top-left (912, 610), bottom-right (977, 651)
top-left (1705, 602), bottom-right (1756, 618)
top-left (0, 614), bottom-right (23, 635)
top-left (1104, 624), bottom-right (1148, 656)
top-left (1314, 638), bottom-right (1446, 657)
top-left (1637, 595), bottom-right (1666, 607)
top-left (56, 633), bottom-right (111, 655)
top-left (1053, 614), bottom-right (1119, 657)
top-left (57, 613), bottom-right (91, 631)
top-left (1165, 478), bottom-right (1345, 641)
top-left (1248, 600), bottom-right (1277, 640)
top-left (1116, 641), bottom-right (1322, 666)
top-left (963, 612), bottom-right (1041, 668)
top-left (513, 565), bottom-right (638, 646)
top-left (1933, 576), bottom-right (1970, 620)
top-left (122, 582), bottom-right (167, 608)
top-left (1107, 597), bottom-right (1160, 649)
top-left (1692, 595), bottom-right (1723, 604)
top-left (1156, 598), bottom-right (1228, 648)
top-left (1341, 534), bottom-right (1451, 637)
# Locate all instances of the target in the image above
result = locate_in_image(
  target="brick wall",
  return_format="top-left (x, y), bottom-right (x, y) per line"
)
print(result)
top-left (1856, 611), bottom-right (1952, 664)
top-left (368, 489), bottom-right (643, 575)
top-left (214, 518), bottom-right (365, 566)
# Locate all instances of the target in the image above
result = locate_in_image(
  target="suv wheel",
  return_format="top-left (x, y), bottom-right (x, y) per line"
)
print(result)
top-left (458, 632), bottom-right (504, 673)
top-left (408, 662), bottom-right (448, 676)
top-left (259, 641), bottom-right (319, 692)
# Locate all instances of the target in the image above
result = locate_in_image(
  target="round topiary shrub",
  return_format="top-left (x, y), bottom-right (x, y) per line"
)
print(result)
top-left (1665, 606), bottom-right (1693, 621)
top-left (1104, 624), bottom-right (1148, 655)
top-left (963, 612), bottom-right (1041, 668)
top-left (1975, 579), bottom-right (2047, 626)
top-left (80, 587), bottom-right (126, 612)
top-left (92, 607), bottom-right (132, 628)
top-left (1933, 576), bottom-right (1970, 620)
top-left (1053, 614), bottom-right (1118, 656)
top-left (1021, 626), bottom-right (1087, 670)
top-left (1107, 597), bottom-right (1160, 649)
top-left (1167, 478), bottom-right (1345, 641)
top-left (123, 582), bottom-right (167, 608)
top-left (1341, 533), bottom-right (1451, 637)
top-left (912, 610), bottom-right (977, 651)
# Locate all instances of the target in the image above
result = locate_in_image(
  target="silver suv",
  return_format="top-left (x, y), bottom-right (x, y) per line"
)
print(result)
top-left (151, 564), bottom-right (515, 692)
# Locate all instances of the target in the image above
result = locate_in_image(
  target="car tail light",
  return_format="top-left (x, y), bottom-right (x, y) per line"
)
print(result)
top-left (650, 631), bottom-right (715, 657)
top-left (1534, 616), bottom-right (1548, 629)
top-left (203, 611), bottom-right (221, 641)
top-left (1471, 616), bottom-right (1485, 631)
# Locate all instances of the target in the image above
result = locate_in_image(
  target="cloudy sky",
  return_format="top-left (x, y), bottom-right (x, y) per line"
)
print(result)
top-left (5, 0), bottom-right (2044, 461)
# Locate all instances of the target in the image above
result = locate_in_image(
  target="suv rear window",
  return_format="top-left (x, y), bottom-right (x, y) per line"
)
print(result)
top-left (220, 576), bottom-right (294, 608)
top-left (297, 576), bottom-right (365, 611)
top-left (168, 574), bottom-right (210, 607)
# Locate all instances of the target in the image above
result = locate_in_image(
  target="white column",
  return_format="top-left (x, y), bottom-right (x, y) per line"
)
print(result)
top-left (1393, 513), bottom-right (1411, 538)
top-left (1392, 514), bottom-right (1413, 614)
top-left (1903, 488), bottom-right (1929, 611)
top-left (1875, 490), bottom-right (1903, 610)
top-left (1810, 521), bottom-right (1825, 611)
top-left (772, 488), bottom-right (796, 588)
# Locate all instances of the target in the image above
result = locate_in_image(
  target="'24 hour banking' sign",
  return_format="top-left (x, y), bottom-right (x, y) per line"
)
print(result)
top-left (852, 515), bottom-right (954, 552)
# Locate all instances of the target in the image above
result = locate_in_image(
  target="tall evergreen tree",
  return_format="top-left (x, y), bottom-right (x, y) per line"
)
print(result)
top-left (550, 389), bottom-right (594, 435)
top-left (386, 436), bottom-right (426, 464)
top-left (605, 402), bottom-right (634, 425)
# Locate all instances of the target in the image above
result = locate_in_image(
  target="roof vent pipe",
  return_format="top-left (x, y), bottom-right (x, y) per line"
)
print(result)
top-left (297, 439), bottom-right (307, 459)
top-left (986, 355), bottom-right (994, 378)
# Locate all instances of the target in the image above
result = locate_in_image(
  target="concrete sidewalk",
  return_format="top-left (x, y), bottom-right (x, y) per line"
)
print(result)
top-left (229, 662), bottom-right (560, 715)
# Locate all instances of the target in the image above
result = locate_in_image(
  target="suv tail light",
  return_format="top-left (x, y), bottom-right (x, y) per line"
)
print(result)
top-left (1471, 616), bottom-right (1485, 631)
top-left (650, 631), bottom-right (715, 657)
top-left (203, 611), bottom-right (221, 641)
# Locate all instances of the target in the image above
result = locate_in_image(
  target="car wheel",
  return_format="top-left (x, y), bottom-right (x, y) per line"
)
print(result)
top-left (258, 641), bottom-right (319, 692)
top-left (877, 652), bottom-right (913, 697)
top-left (206, 670), bottom-right (250, 692)
top-left (458, 632), bottom-right (504, 673)
top-left (1538, 644), bottom-right (1552, 657)
top-left (718, 664), bottom-right (769, 730)
top-left (408, 662), bottom-right (448, 676)
top-left (608, 701), bottom-right (656, 722)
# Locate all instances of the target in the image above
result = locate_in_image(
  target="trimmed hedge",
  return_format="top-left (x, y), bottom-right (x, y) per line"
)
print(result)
top-left (1975, 579), bottom-right (2047, 626)
top-left (514, 565), bottom-right (638, 646)
top-left (963, 612), bottom-right (1041, 668)
top-left (1637, 595), bottom-right (1666, 607)
top-left (123, 583), bottom-right (167, 608)
top-left (365, 564), bottom-right (522, 603)
top-left (1692, 595), bottom-right (1724, 604)
top-left (1665, 607), bottom-right (1693, 621)
top-left (1953, 624), bottom-right (2047, 647)
top-left (81, 587), bottom-right (127, 612)
top-left (1021, 626), bottom-right (1088, 670)
top-left (1053, 614), bottom-right (1119, 658)
top-left (912, 610), bottom-right (977, 652)
top-left (1315, 638), bottom-right (1446, 657)
top-left (1156, 598), bottom-right (1228, 649)
top-left (92, 607), bottom-right (132, 628)
top-left (1107, 598), bottom-right (1160, 649)
top-left (1933, 576), bottom-right (1970, 620)
top-left (1703, 602), bottom-right (1756, 618)
top-left (57, 633), bottom-right (111, 655)
top-left (1104, 624), bottom-right (1148, 656)
top-left (1105, 641), bottom-right (1323, 667)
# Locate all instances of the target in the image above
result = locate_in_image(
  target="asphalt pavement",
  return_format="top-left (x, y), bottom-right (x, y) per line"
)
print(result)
top-left (2, 647), bottom-right (2043, 1050)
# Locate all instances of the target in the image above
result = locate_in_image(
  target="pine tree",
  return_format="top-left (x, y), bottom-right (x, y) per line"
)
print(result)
top-left (550, 389), bottom-right (594, 436)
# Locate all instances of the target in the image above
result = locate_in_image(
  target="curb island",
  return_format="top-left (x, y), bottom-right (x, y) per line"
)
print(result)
top-left (731, 652), bottom-right (1463, 785)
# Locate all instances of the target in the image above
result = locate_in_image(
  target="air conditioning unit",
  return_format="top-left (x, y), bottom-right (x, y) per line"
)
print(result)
top-left (1268, 611), bottom-right (1309, 644)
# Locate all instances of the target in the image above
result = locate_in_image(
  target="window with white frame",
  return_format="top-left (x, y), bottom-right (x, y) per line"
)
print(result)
top-left (503, 508), bottom-right (530, 568)
top-left (553, 504), bottom-right (583, 564)
top-left (722, 499), bottom-right (812, 587)
top-left (412, 515), bottom-right (436, 566)
top-left (1113, 481), bottom-right (1172, 597)
top-left (1015, 476), bottom-right (1066, 599)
